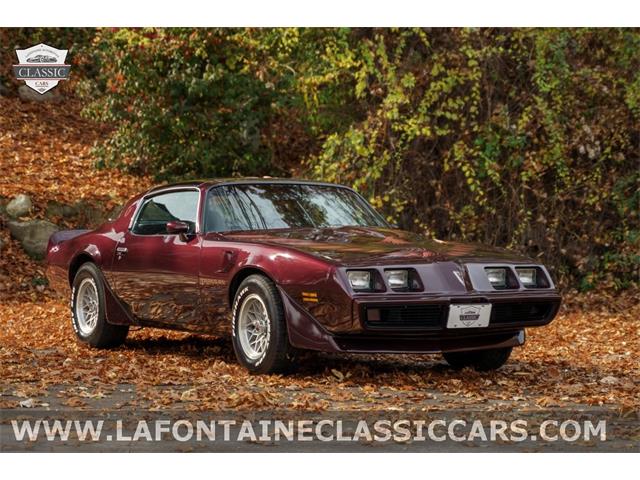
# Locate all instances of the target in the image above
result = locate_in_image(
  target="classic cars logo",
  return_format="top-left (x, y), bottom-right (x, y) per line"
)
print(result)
top-left (459, 306), bottom-right (481, 326)
top-left (13, 43), bottom-right (71, 94)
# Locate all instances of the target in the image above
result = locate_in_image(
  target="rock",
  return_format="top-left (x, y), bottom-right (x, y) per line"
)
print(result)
top-left (19, 398), bottom-right (34, 408)
top-left (18, 85), bottom-right (62, 103)
top-left (46, 200), bottom-right (120, 227)
top-left (600, 375), bottom-right (619, 385)
top-left (8, 220), bottom-right (60, 258)
top-left (45, 201), bottom-right (64, 218)
top-left (46, 200), bottom-right (78, 219)
top-left (6, 194), bottom-right (33, 218)
top-left (63, 205), bottom-right (78, 217)
top-left (75, 200), bottom-right (106, 226)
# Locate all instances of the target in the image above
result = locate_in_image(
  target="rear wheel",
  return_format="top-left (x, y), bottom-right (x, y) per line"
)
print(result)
top-left (231, 274), bottom-right (295, 374)
top-left (71, 263), bottom-right (128, 348)
top-left (443, 347), bottom-right (512, 372)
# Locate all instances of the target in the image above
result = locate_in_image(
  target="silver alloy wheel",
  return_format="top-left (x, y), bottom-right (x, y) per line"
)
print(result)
top-left (75, 277), bottom-right (99, 336)
top-left (237, 293), bottom-right (270, 361)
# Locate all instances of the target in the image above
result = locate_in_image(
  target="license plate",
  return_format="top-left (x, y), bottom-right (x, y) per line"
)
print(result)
top-left (447, 304), bottom-right (491, 329)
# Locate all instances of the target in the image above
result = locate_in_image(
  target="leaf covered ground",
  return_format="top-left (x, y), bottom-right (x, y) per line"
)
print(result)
top-left (0, 93), bottom-right (638, 416)
top-left (0, 95), bottom-right (150, 209)
top-left (1, 293), bottom-right (638, 413)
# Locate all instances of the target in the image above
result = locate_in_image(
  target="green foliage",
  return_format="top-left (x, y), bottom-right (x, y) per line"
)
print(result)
top-left (81, 29), bottom-right (285, 179)
top-left (302, 28), bottom-right (640, 290)
top-left (8, 27), bottom-right (635, 290)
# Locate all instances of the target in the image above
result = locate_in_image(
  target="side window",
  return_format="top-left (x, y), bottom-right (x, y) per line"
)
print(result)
top-left (132, 190), bottom-right (199, 235)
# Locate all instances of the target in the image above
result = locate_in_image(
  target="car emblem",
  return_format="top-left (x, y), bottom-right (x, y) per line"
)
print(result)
top-left (459, 306), bottom-right (481, 326)
top-left (13, 43), bottom-right (71, 94)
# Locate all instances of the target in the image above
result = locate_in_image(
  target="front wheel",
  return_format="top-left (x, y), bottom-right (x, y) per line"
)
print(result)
top-left (443, 347), bottom-right (512, 372)
top-left (71, 262), bottom-right (129, 348)
top-left (231, 274), bottom-right (295, 374)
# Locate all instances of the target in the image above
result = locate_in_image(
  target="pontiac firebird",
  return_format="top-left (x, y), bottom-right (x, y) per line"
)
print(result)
top-left (46, 179), bottom-right (561, 374)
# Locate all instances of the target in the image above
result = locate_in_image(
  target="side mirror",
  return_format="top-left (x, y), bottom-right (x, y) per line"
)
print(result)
top-left (166, 221), bottom-right (190, 235)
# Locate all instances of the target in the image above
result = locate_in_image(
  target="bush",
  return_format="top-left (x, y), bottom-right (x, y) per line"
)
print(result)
top-left (303, 28), bottom-right (640, 289)
top-left (8, 27), bottom-right (636, 290)
top-left (82, 28), bottom-right (287, 179)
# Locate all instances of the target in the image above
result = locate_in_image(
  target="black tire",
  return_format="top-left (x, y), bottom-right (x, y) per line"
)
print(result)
top-left (71, 263), bottom-right (128, 348)
top-left (443, 347), bottom-right (512, 372)
top-left (231, 274), bottom-right (295, 374)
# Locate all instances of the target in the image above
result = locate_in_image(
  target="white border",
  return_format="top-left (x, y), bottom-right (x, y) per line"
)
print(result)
top-left (0, 453), bottom-right (633, 479)
top-left (1, 0), bottom-right (637, 472)
top-left (0, 0), bottom-right (638, 27)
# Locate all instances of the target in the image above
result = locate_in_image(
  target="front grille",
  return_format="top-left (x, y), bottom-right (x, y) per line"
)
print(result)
top-left (362, 301), bottom-right (556, 331)
top-left (363, 304), bottom-right (445, 330)
top-left (490, 302), bottom-right (554, 324)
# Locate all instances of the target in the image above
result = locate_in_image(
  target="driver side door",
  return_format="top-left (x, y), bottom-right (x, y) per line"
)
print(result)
top-left (111, 188), bottom-right (203, 329)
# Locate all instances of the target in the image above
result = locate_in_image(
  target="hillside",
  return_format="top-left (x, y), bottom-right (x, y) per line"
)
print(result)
top-left (0, 95), bottom-right (151, 301)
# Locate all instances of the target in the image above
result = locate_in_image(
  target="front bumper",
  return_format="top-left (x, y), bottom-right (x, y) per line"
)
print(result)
top-left (331, 329), bottom-right (527, 354)
top-left (282, 289), bottom-right (561, 354)
top-left (353, 291), bottom-right (561, 333)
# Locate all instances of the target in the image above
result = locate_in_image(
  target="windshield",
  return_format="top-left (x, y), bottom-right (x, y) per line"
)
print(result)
top-left (204, 183), bottom-right (388, 232)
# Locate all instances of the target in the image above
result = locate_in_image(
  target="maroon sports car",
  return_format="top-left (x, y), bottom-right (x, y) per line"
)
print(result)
top-left (46, 179), bottom-right (561, 374)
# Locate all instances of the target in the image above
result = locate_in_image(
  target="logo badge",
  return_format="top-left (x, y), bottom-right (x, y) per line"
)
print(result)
top-left (447, 303), bottom-right (491, 329)
top-left (459, 306), bottom-right (481, 326)
top-left (13, 43), bottom-right (71, 94)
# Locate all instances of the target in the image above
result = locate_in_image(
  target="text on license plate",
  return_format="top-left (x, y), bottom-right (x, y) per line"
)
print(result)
top-left (446, 303), bottom-right (492, 329)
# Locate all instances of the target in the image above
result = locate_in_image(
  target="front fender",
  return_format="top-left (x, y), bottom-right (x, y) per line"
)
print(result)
top-left (278, 287), bottom-right (340, 351)
top-left (221, 244), bottom-right (355, 337)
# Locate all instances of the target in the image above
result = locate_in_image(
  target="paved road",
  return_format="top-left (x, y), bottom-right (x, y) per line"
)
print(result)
top-left (1, 380), bottom-right (637, 452)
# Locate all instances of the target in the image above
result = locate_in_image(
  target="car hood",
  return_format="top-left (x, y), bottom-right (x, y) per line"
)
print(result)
top-left (223, 226), bottom-right (534, 266)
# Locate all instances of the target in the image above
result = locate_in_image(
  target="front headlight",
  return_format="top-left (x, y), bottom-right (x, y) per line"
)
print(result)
top-left (384, 269), bottom-right (409, 289)
top-left (347, 270), bottom-right (372, 290)
top-left (485, 267), bottom-right (507, 288)
top-left (516, 268), bottom-right (537, 287)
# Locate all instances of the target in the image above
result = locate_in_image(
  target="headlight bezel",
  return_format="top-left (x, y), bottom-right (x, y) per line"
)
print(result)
top-left (346, 268), bottom-right (423, 292)
top-left (485, 267), bottom-right (508, 289)
top-left (483, 265), bottom-right (550, 289)
top-left (384, 269), bottom-right (409, 290)
top-left (484, 266), bottom-right (521, 290)
top-left (346, 270), bottom-right (374, 291)
top-left (515, 267), bottom-right (536, 287)
top-left (515, 266), bottom-right (550, 288)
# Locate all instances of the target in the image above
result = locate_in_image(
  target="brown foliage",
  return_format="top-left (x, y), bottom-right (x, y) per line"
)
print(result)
top-left (0, 296), bottom-right (638, 412)
top-left (0, 41), bottom-right (638, 414)
top-left (0, 95), bottom-right (151, 209)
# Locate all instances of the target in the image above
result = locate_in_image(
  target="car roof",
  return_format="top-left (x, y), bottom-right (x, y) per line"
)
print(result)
top-left (145, 177), bottom-right (349, 194)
